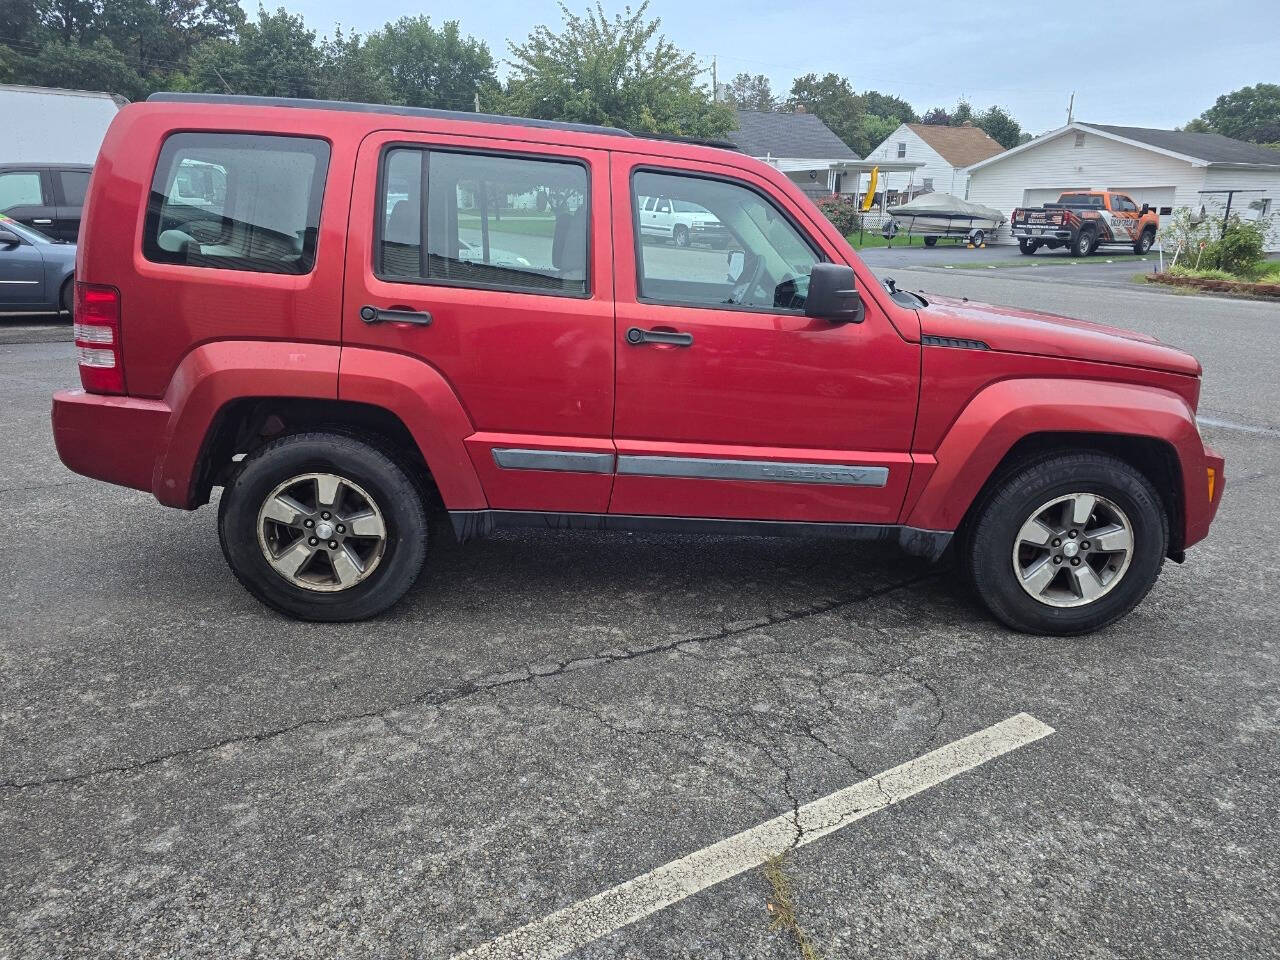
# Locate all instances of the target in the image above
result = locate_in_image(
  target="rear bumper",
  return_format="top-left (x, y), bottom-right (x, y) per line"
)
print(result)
top-left (51, 389), bottom-right (171, 496)
top-left (1013, 226), bottom-right (1071, 241)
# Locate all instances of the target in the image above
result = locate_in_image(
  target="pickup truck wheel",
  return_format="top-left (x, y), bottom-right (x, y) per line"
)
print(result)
top-left (218, 432), bottom-right (427, 621)
top-left (1134, 227), bottom-right (1155, 254)
top-left (1018, 239), bottom-right (1039, 255)
top-left (672, 225), bottom-right (690, 247)
top-left (1071, 228), bottom-right (1096, 257)
top-left (966, 452), bottom-right (1167, 635)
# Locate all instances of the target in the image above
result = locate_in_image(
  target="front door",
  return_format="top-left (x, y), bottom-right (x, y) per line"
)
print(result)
top-left (341, 131), bottom-right (616, 513)
top-left (0, 224), bottom-right (45, 308)
top-left (609, 155), bottom-right (919, 525)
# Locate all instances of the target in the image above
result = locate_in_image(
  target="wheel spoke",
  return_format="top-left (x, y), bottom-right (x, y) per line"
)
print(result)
top-left (345, 510), bottom-right (386, 539)
top-left (1070, 494), bottom-right (1097, 528)
top-left (270, 539), bottom-right (314, 578)
top-left (315, 474), bottom-right (342, 510)
top-left (1088, 523), bottom-right (1132, 553)
top-left (1021, 556), bottom-right (1057, 596)
top-left (1017, 516), bottom-right (1056, 548)
top-left (1070, 564), bottom-right (1106, 601)
top-left (261, 494), bottom-right (309, 528)
top-left (331, 545), bottom-right (364, 586)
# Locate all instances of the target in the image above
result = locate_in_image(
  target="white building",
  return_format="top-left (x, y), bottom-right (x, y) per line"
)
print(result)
top-left (864, 122), bottom-right (1005, 201)
top-left (964, 122), bottom-right (1280, 250)
top-left (1, 84), bottom-right (126, 165)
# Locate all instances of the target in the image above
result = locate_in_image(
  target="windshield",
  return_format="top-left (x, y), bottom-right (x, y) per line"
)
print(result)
top-left (0, 214), bottom-right (55, 244)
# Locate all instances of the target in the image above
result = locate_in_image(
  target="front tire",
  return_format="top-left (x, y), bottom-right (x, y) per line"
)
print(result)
top-left (219, 432), bottom-right (428, 621)
top-left (672, 225), bottom-right (690, 247)
top-left (1134, 227), bottom-right (1155, 255)
top-left (966, 452), bottom-right (1168, 635)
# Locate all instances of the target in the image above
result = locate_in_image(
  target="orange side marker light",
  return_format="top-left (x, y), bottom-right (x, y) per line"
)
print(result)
top-left (1207, 467), bottom-right (1216, 502)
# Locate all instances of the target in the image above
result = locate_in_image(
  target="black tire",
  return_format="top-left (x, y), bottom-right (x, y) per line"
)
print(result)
top-left (966, 451), bottom-right (1168, 635)
top-left (672, 225), bottom-right (690, 247)
top-left (60, 278), bottom-right (73, 318)
top-left (1071, 228), bottom-right (1095, 257)
top-left (1133, 227), bottom-right (1155, 255)
top-left (923, 236), bottom-right (938, 247)
top-left (1018, 239), bottom-right (1040, 255)
top-left (218, 431), bottom-right (428, 621)
top-left (971, 229), bottom-right (986, 247)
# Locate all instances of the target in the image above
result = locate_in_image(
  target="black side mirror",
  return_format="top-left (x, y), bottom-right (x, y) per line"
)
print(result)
top-left (804, 262), bottom-right (864, 324)
top-left (0, 228), bottom-right (20, 247)
top-left (1140, 203), bottom-right (1150, 215)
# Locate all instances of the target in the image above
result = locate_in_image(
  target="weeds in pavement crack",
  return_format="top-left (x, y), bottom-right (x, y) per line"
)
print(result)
top-left (764, 853), bottom-right (822, 960)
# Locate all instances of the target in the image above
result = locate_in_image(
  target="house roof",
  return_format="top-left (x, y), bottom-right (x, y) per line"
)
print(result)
top-left (731, 110), bottom-right (860, 161)
top-left (967, 121), bottom-right (1280, 173)
top-left (905, 123), bottom-right (1005, 167)
top-left (1084, 124), bottom-right (1280, 166)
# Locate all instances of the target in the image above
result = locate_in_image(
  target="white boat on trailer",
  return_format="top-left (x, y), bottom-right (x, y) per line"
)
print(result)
top-left (884, 193), bottom-right (1006, 247)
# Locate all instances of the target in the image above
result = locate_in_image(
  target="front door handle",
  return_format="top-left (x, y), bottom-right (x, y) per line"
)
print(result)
top-left (626, 327), bottom-right (693, 347)
top-left (359, 305), bottom-right (432, 326)
top-left (33, 219), bottom-right (52, 225)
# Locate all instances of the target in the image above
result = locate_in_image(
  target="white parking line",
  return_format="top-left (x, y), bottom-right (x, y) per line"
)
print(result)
top-left (1197, 416), bottom-right (1280, 438)
top-left (452, 712), bottom-right (1054, 960)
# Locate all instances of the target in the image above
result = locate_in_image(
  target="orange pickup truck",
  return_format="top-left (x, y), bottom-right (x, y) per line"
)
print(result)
top-left (1011, 191), bottom-right (1160, 257)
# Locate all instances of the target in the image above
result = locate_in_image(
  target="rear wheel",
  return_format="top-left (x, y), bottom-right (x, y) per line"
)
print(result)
top-left (218, 432), bottom-right (428, 621)
top-left (923, 236), bottom-right (938, 247)
top-left (966, 452), bottom-right (1167, 635)
top-left (1018, 239), bottom-right (1040, 255)
top-left (672, 224), bottom-right (690, 247)
top-left (1134, 227), bottom-right (1155, 254)
top-left (1071, 228), bottom-right (1096, 257)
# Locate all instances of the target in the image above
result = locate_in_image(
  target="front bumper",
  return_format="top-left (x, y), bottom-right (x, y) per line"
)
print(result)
top-left (1184, 442), bottom-right (1226, 550)
top-left (52, 389), bottom-right (171, 496)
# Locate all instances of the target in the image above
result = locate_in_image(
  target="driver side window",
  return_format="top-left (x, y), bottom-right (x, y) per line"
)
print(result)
top-left (632, 170), bottom-right (820, 312)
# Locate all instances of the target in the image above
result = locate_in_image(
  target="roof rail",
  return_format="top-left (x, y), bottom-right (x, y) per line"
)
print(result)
top-left (146, 92), bottom-right (636, 138)
top-left (629, 130), bottom-right (740, 151)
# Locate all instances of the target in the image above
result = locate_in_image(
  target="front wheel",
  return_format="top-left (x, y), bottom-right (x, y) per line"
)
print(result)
top-left (672, 225), bottom-right (690, 247)
top-left (966, 452), bottom-right (1168, 635)
top-left (219, 432), bottom-right (428, 621)
top-left (1134, 227), bottom-right (1155, 254)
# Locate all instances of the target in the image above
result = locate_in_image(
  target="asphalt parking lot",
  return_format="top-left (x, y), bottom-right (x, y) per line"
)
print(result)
top-left (3, 273), bottom-right (1278, 958)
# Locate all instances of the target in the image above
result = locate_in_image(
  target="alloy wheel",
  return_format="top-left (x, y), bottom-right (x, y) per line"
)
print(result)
top-left (1011, 493), bottom-right (1135, 607)
top-left (256, 472), bottom-right (388, 592)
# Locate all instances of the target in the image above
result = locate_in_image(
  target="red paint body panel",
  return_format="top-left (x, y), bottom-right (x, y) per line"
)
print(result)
top-left (54, 96), bottom-right (1225, 566)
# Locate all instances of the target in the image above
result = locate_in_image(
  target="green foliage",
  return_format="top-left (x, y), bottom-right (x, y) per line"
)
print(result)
top-left (186, 6), bottom-right (320, 98)
top-left (1209, 218), bottom-right (1267, 275)
top-left (1167, 209), bottom-right (1271, 278)
top-left (974, 105), bottom-right (1023, 149)
top-left (786, 72), bottom-right (864, 151)
top-left (724, 72), bottom-right (775, 111)
top-left (500, 2), bottom-right (733, 138)
top-left (813, 194), bottom-right (861, 235)
top-left (1187, 83), bottom-right (1280, 144)
top-left (858, 90), bottom-right (916, 125)
top-left (858, 114), bottom-right (899, 153)
top-left (364, 17), bottom-right (497, 110)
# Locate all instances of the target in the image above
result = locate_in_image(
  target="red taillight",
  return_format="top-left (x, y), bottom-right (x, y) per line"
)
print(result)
top-left (73, 283), bottom-right (124, 394)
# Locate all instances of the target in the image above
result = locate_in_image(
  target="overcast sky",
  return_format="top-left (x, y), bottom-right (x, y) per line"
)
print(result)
top-left (245, 0), bottom-right (1278, 135)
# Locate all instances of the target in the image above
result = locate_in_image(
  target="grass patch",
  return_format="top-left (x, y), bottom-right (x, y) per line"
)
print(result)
top-left (1168, 261), bottom-right (1280, 282)
top-left (457, 213), bottom-right (555, 238)
top-left (843, 231), bottom-right (928, 250)
top-left (764, 854), bottom-right (822, 960)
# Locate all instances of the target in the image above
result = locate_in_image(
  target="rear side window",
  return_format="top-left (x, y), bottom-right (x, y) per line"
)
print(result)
top-left (376, 147), bottom-right (589, 297)
top-left (57, 170), bottom-right (90, 206)
top-left (144, 133), bottom-right (330, 275)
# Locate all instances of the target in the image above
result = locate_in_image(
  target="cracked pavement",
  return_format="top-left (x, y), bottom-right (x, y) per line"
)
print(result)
top-left (2, 275), bottom-right (1279, 959)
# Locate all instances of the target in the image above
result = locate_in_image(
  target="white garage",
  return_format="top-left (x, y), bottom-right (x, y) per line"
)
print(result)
top-left (964, 122), bottom-right (1280, 250)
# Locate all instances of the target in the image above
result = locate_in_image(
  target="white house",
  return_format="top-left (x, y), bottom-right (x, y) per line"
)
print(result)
top-left (964, 122), bottom-right (1280, 250)
top-left (864, 122), bottom-right (1005, 201)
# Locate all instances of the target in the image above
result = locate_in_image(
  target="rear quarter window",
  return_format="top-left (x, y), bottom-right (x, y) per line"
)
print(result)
top-left (143, 133), bottom-right (330, 275)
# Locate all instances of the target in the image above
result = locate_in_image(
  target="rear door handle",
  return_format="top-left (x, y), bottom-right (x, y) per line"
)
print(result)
top-left (359, 305), bottom-right (432, 326)
top-left (626, 327), bottom-right (693, 347)
top-left (33, 219), bottom-right (52, 225)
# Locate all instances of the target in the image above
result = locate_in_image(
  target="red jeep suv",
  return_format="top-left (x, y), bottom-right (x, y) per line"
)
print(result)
top-left (52, 94), bottom-right (1224, 633)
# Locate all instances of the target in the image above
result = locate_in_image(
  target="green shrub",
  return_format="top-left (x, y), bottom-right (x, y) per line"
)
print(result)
top-left (1205, 218), bottom-right (1266, 275)
top-left (814, 194), bottom-right (862, 236)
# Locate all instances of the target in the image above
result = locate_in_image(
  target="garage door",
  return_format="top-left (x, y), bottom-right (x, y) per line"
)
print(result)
top-left (1023, 188), bottom-right (1087, 207)
top-left (1110, 186), bottom-right (1176, 216)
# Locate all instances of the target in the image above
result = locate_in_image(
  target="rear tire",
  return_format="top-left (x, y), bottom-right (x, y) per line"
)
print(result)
top-left (1071, 228), bottom-right (1096, 257)
top-left (1018, 239), bottom-right (1040, 255)
top-left (1134, 227), bottom-right (1155, 255)
top-left (218, 432), bottom-right (428, 621)
top-left (966, 451), bottom-right (1167, 635)
top-left (923, 236), bottom-right (938, 247)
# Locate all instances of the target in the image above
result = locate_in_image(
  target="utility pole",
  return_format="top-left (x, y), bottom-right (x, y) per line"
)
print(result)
top-left (1066, 92), bottom-right (1074, 125)
top-left (711, 55), bottom-right (718, 102)
top-left (474, 92), bottom-right (481, 113)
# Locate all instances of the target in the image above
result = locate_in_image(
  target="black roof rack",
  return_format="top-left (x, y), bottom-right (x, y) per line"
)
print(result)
top-left (631, 130), bottom-right (740, 151)
top-left (146, 92), bottom-right (635, 138)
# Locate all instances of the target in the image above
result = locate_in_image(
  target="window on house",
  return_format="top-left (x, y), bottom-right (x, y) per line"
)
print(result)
top-left (1074, 132), bottom-right (1086, 148)
top-left (922, 178), bottom-right (933, 191)
top-left (897, 142), bottom-right (907, 158)
top-left (377, 147), bottom-right (589, 297)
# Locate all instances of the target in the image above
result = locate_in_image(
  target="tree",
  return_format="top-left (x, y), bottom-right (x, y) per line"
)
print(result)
top-left (364, 16), bottom-right (497, 110)
top-left (318, 27), bottom-right (393, 104)
top-left (185, 6), bottom-right (320, 98)
top-left (501, 2), bottom-right (733, 138)
top-left (920, 106), bottom-right (949, 125)
top-left (725, 72), bottom-right (775, 111)
top-left (975, 104), bottom-right (1023, 149)
top-left (858, 114), bottom-right (899, 153)
top-left (1188, 83), bottom-right (1280, 144)
top-left (859, 90), bottom-right (916, 125)
top-left (787, 72), bottom-right (862, 152)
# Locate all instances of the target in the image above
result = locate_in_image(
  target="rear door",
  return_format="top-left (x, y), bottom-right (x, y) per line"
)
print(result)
top-left (52, 167), bottom-right (91, 242)
top-left (0, 222), bottom-right (46, 307)
top-left (0, 168), bottom-right (56, 235)
top-left (341, 131), bottom-right (616, 513)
